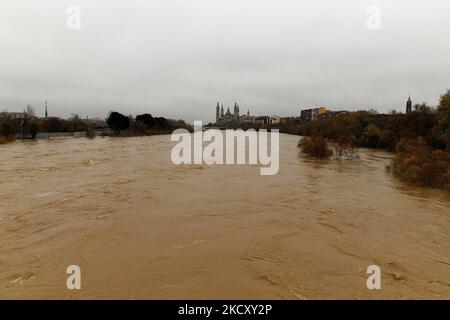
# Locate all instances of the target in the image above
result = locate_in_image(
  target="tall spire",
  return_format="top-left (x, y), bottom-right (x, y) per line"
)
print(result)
top-left (45, 100), bottom-right (48, 118)
top-left (216, 102), bottom-right (220, 123)
top-left (406, 95), bottom-right (412, 113)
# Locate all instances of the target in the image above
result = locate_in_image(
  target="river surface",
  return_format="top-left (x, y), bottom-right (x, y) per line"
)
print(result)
top-left (0, 134), bottom-right (449, 299)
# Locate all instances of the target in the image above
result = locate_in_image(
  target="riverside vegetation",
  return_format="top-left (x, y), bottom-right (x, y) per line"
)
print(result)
top-left (0, 108), bottom-right (191, 143)
top-left (297, 90), bottom-right (450, 190)
top-left (105, 111), bottom-right (192, 136)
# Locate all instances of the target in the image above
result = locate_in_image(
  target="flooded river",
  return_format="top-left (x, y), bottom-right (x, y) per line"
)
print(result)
top-left (0, 134), bottom-right (449, 299)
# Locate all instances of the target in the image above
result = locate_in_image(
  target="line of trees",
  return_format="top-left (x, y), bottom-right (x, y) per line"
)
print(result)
top-left (0, 105), bottom-right (103, 142)
top-left (297, 90), bottom-right (450, 189)
top-left (1, 105), bottom-right (38, 143)
top-left (106, 111), bottom-right (191, 136)
top-left (1, 107), bottom-right (191, 143)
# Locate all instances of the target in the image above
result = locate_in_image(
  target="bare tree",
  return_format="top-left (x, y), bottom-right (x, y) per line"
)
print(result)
top-left (71, 113), bottom-right (81, 122)
top-left (24, 104), bottom-right (36, 118)
top-left (0, 109), bottom-right (8, 122)
top-left (329, 136), bottom-right (359, 160)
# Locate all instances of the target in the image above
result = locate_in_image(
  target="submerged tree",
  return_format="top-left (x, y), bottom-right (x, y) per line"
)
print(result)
top-left (25, 104), bottom-right (36, 119)
top-left (298, 136), bottom-right (332, 158)
top-left (329, 135), bottom-right (359, 160)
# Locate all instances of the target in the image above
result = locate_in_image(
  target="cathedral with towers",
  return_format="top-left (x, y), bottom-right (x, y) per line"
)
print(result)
top-left (215, 102), bottom-right (251, 127)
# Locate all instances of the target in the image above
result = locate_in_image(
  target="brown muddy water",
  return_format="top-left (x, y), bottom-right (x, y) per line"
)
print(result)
top-left (0, 134), bottom-right (449, 299)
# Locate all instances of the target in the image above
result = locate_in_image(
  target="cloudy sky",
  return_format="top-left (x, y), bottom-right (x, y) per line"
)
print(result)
top-left (1, 0), bottom-right (449, 123)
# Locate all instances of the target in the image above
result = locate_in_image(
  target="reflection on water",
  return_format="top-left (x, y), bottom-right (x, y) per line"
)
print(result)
top-left (0, 134), bottom-right (449, 299)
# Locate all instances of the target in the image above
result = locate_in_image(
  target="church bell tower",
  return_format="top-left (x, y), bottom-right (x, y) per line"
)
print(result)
top-left (406, 96), bottom-right (412, 113)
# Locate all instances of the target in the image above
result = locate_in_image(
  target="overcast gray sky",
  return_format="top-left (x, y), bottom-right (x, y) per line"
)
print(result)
top-left (1, 0), bottom-right (449, 123)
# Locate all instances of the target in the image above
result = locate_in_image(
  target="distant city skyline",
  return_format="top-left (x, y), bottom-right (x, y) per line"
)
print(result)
top-left (0, 95), bottom-right (424, 123)
top-left (1, 0), bottom-right (450, 123)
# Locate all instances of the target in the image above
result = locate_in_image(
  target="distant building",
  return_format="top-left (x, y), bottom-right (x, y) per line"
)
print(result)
top-left (279, 117), bottom-right (296, 125)
top-left (1, 112), bottom-right (27, 120)
top-left (279, 117), bottom-right (289, 125)
top-left (406, 96), bottom-right (412, 113)
top-left (255, 116), bottom-right (270, 125)
top-left (301, 107), bottom-right (352, 121)
top-left (317, 107), bottom-right (327, 116)
top-left (318, 110), bottom-right (350, 120)
top-left (241, 116), bottom-right (255, 125)
top-left (269, 115), bottom-right (280, 125)
top-left (300, 108), bottom-right (317, 121)
top-left (215, 102), bottom-right (242, 127)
